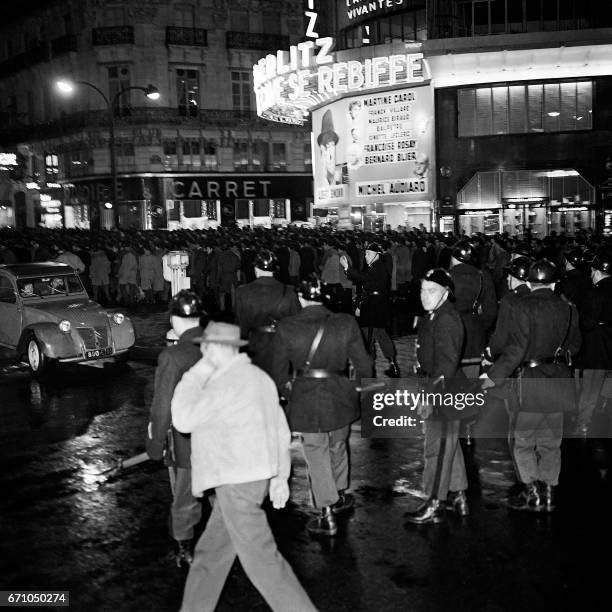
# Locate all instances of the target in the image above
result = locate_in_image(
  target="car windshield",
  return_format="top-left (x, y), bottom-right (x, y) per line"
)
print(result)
top-left (18, 275), bottom-right (85, 298)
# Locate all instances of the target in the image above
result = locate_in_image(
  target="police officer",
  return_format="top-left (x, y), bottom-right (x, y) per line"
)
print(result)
top-left (558, 248), bottom-right (590, 312)
top-left (482, 260), bottom-right (581, 512)
top-left (405, 269), bottom-right (475, 525)
top-left (146, 290), bottom-right (206, 566)
top-left (340, 242), bottom-right (400, 378)
top-left (271, 278), bottom-right (372, 537)
top-left (234, 249), bottom-right (300, 375)
top-left (449, 241), bottom-right (497, 378)
top-left (574, 250), bottom-right (612, 435)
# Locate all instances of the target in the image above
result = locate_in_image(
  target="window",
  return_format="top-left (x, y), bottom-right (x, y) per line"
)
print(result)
top-left (304, 143), bottom-right (312, 172)
top-left (233, 141), bottom-right (249, 170)
top-left (231, 9), bottom-right (249, 31)
top-left (182, 138), bottom-right (201, 166)
top-left (182, 200), bottom-right (203, 218)
top-left (251, 140), bottom-right (268, 170)
top-left (176, 69), bottom-right (199, 117)
top-left (458, 81), bottom-right (592, 137)
top-left (108, 66), bottom-right (131, 116)
top-left (271, 142), bottom-right (287, 171)
top-left (0, 277), bottom-right (15, 303)
top-left (45, 153), bottom-right (59, 182)
top-left (163, 139), bottom-right (177, 156)
top-left (231, 71), bottom-right (251, 111)
top-left (175, 4), bottom-right (195, 27)
top-left (203, 142), bottom-right (218, 170)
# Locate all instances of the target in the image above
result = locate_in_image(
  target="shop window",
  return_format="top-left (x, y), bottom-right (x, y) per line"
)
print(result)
top-left (182, 200), bottom-right (203, 218)
top-left (163, 139), bottom-right (177, 155)
top-left (231, 71), bottom-right (251, 111)
top-left (167, 201), bottom-right (180, 221)
top-left (176, 69), bottom-right (199, 117)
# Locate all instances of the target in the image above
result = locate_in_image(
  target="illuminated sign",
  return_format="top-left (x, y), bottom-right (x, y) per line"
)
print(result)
top-left (305, 0), bottom-right (319, 39)
top-left (338, 0), bottom-right (410, 30)
top-left (253, 37), bottom-right (425, 125)
top-left (312, 84), bottom-right (434, 206)
top-left (0, 153), bottom-right (17, 167)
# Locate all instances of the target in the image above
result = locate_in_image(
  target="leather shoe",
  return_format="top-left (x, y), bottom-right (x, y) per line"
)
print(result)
top-left (331, 491), bottom-right (354, 514)
top-left (507, 482), bottom-right (543, 512)
top-left (307, 506), bottom-right (337, 536)
top-left (175, 539), bottom-right (193, 567)
top-left (446, 490), bottom-right (470, 516)
top-left (404, 498), bottom-right (446, 525)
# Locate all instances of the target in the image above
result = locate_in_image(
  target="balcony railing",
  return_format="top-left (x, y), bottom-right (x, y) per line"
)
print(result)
top-left (166, 27), bottom-right (207, 46)
top-left (226, 31), bottom-right (289, 52)
top-left (51, 34), bottom-right (78, 55)
top-left (0, 107), bottom-right (299, 145)
top-left (92, 26), bottom-right (134, 46)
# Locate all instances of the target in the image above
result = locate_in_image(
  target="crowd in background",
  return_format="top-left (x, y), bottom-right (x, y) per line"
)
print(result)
top-left (0, 224), bottom-right (608, 314)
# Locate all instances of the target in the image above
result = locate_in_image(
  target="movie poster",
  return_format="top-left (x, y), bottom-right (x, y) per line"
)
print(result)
top-left (312, 83), bottom-right (435, 208)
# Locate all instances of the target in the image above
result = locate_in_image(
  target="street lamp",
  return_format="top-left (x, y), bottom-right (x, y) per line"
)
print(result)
top-left (55, 79), bottom-right (160, 228)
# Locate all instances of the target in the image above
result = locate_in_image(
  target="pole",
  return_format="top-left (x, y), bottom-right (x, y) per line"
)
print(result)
top-left (108, 109), bottom-right (119, 229)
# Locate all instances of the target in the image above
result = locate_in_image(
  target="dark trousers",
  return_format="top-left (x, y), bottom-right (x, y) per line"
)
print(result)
top-left (361, 326), bottom-right (396, 361)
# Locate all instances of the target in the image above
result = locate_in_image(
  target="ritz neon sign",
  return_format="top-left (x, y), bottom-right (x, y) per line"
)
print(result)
top-left (253, 37), bottom-right (425, 125)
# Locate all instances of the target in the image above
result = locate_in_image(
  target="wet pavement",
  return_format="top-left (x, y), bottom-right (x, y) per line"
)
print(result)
top-left (1, 304), bottom-right (611, 611)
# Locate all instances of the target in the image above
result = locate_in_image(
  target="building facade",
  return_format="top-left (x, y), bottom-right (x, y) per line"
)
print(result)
top-left (255, 0), bottom-right (612, 236)
top-left (0, 0), bottom-right (313, 230)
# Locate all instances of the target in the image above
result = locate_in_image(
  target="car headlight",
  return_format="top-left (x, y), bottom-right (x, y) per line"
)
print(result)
top-left (58, 320), bottom-right (71, 333)
top-left (113, 313), bottom-right (125, 324)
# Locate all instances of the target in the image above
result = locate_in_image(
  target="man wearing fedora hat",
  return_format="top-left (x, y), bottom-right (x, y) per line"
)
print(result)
top-left (171, 321), bottom-right (315, 612)
top-left (317, 108), bottom-right (348, 187)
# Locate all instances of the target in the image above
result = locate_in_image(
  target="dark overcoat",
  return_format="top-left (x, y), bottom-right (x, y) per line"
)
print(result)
top-left (488, 284), bottom-right (530, 357)
top-left (345, 259), bottom-right (391, 328)
top-left (575, 276), bottom-right (612, 369)
top-left (234, 276), bottom-right (300, 374)
top-left (270, 305), bottom-right (373, 432)
top-left (558, 268), bottom-right (590, 310)
top-left (450, 262), bottom-right (497, 359)
top-left (488, 289), bottom-right (581, 413)
top-left (146, 326), bottom-right (202, 467)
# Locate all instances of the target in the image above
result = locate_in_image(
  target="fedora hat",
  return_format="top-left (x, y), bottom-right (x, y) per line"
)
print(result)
top-left (192, 321), bottom-right (248, 347)
top-left (317, 109), bottom-right (339, 147)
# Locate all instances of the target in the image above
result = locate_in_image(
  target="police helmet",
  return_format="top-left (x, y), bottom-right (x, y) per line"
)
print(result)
top-left (505, 256), bottom-right (532, 282)
top-left (527, 259), bottom-right (559, 284)
top-left (365, 242), bottom-right (383, 254)
top-left (297, 277), bottom-right (324, 303)
top-left (451, 240), bottom-right (476, 265)
top-left (423, 268), bottom-right (455, 299)
top-left (170, 290), bottom-right (204, 318)
top-left (512, 243), bottom-right (533, 259)
top-left (591, 250), bottom-right (612, 274)
top-left (254, 249), bottom-right (278, 272)
top-left (564, 249), bottom-right (584, 269)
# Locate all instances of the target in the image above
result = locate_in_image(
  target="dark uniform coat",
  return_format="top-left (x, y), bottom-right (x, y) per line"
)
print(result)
top-left (488, 289), bottom-right (581, 413)
top-left (345, 259), bottom-right (391, 328)
top-left (575, 276), bottom-right (612, 369)
top-left (417, 300), bottom-right (477, 421)
top-left (488, 284), bottom-right (530, 357)
top-left (146, 326), bottom-right (202, 467)
top-left (450, 263), bottom-right (497, 360)
top-left (559, 268), bottom-right (590, 310)
top-left (234, 276), bottom-right (300, 374)
top-left (271, 305), bottom-right (373, 432)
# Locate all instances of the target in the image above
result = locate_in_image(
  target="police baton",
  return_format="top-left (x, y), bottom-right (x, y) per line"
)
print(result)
top-left (102, 451), bottom-right (151, 481)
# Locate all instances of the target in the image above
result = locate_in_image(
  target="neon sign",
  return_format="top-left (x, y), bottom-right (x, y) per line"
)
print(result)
top-left (253, 37), bottom-right (425, 125)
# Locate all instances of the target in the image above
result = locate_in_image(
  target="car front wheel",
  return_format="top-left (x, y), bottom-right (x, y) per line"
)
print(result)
top-left (27, 338), bottom-right (48, 376)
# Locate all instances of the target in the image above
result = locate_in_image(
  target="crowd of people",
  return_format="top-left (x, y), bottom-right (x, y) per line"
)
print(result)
top-left (3, 224), bottom-right (612, 610)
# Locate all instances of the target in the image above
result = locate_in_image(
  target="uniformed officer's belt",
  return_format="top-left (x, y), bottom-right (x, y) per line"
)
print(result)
top-left (255, 325), bottom-right (277, 333)
top-left (295, 369), bottom-right (345, 379)
top-left (521, 357), bottom-right (558, 368)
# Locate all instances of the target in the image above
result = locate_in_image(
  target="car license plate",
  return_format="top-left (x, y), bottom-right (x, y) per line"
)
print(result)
top-left (86, 347), bottom-right (113, 359)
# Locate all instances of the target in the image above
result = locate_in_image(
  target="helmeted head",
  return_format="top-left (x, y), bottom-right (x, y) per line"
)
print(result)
top-left (421, 268), bottom-right (455, 311)
top-left (297, 276), bottom-right (331, 306)
top-left (505, 256), bottom-right (532, 283)
top-left (170, 290), bottom-right (204, 319)
top-left (527, 259), bottom-right (559, 286)
top-left (451, 240), bottom-right (476, 266)
top-left (564, 249), bottom-right (584, 270)
top-left (364, 242), bottom-right (382, 266)
top-left (254, 249), bottom-right (278, 274)
top-left (591, 250), bottom-right (612, 275)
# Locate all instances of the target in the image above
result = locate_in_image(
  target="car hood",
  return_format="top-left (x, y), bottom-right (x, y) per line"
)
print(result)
top-left (24, 298), bottom-right (110, 327)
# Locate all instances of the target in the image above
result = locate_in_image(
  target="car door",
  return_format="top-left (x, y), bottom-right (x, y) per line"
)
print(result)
top-left (0, 273), bottom-right (22, 347)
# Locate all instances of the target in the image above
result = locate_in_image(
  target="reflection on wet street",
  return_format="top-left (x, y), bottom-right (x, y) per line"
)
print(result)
top-left (0, 308), bottom-right (611, 611)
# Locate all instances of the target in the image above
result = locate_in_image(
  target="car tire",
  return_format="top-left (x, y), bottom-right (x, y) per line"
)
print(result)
top-left (26, 337), bottom-right (49, 377)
